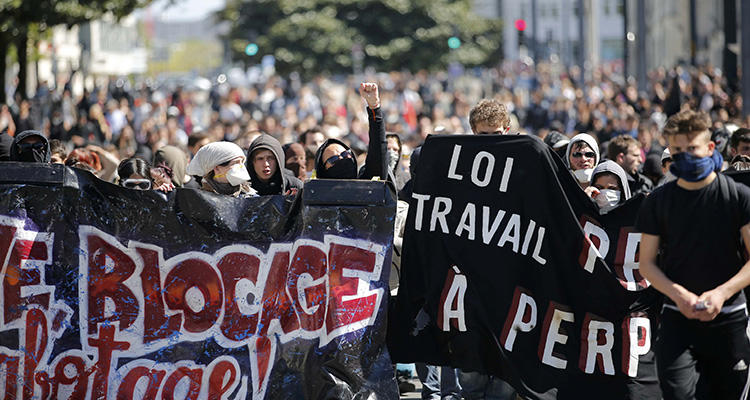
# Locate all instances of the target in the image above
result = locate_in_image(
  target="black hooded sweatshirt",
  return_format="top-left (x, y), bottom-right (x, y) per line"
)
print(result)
top-left (10, 130), bottom-right (51, 163)
top-left (0, 132), bottom-right (13, 161)
top-left (314, 107), bottom-right (388, 181)
top-left (246, 133), bottom-right (303, 195)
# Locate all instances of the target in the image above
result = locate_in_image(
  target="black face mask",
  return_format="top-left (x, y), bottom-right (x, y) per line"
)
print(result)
top-left (323, 158), bottom-right (357, 179)
top-left (16, 142), bottom-right (48, 163)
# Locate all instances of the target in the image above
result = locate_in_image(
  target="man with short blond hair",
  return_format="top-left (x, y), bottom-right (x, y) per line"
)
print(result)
top-left (469, 99), bottom-right (511, 135)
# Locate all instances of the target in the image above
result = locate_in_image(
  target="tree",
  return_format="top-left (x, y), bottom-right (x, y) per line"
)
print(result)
top-left (0, 0), bottom-right (152, 103)
top-left (218, 0), bottom-right (502, 78)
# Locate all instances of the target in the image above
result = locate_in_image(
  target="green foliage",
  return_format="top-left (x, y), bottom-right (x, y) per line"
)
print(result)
top-left (0, 0), bottom-right (151, 33)
top-left (218, 0), bottom-right (502, 76)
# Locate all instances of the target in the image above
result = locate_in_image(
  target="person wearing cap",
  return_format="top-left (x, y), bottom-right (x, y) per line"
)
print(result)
top-left (186, 141), bottom-right (257, 197)
top-left (607, 135), bottom-right (653, 196)
top-left (246, 133), bottom-right (303, 196)
top-left (564, 133), bottom-right (600, 190)
top-left (588, 160), bottom-right (632, 214)
top-left (10, 130), bottom-right (51, 163)
top-left (543, 131), bottom-right (570, 159)
top-left (656, 148), bottom-right (676, 187)
top-left (636, 109), bottom-right (750, 400)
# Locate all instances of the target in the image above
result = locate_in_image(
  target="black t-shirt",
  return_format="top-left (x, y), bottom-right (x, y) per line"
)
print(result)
top-left (635, 174), bottom-right (750, 308)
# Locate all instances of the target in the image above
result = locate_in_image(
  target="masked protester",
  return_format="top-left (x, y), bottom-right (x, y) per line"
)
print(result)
top-left (564, 133), bottom-right (600, 190)
top-left (386, 133), bottom-right (409, 193)
top-left (283, 142), bottom-right (307, 181)
top-left (246, 134), bottom-right (303, 195)
top-left (314, 82), bottom-right (388, 183)
top-left (154, 145), bottom-right (199, 189)
top-left (10, 130), bottom-right (50, 163)
top-left (117, 158), bottom-right (154, 191)
top-left (637, 109), bottom-right (750, 400)
top-left (589, 161), bottom-right (632, 214)
top-left (186, 141), bottom-right (257, 197)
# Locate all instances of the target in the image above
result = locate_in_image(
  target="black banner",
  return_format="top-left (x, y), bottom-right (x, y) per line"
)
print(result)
top-left (0, 163), bottom-right (397, 399)
top-left (389, 135), bottom-right (660, 399)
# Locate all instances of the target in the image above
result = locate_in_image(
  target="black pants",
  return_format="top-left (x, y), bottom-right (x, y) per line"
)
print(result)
top-left (656, 308), bottom-right (750, 400)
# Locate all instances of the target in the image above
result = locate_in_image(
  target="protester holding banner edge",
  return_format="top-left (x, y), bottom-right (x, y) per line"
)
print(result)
top-left (186, 141), bottom-right (258, 197)
top-left (637, 108), bottom-right (750, 400)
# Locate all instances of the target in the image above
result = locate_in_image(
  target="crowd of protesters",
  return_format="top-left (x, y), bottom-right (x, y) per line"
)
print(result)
top-left (2, 61), bottom-right (750, 193)
top-left (3, 60), bottom-right (750, 400)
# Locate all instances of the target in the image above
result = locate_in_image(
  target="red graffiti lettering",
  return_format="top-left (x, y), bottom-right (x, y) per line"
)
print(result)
top-left (89, 324), bottom-right (130, 399)
top-left (138, 247), bottom-right (181, 343)
top-left (4, 237), bottom-right (51, 324)
top-left (326, 243), bottom-right (379, 334)
top-left (161, 366), bottom-right (203, 400)
top-left (117, 366), bottom-right (166, 400)
top-left (258, 251), bottom-right (300, 336)
top-left (163, 258), bottom-right (223, 333)
top-left (288, 245), bottom-right (327, 332)
top-left (22, 308), bottom-right (47, 400)
top-left (87, 235), bottom-right (139, 333)
top-left (218, 252), bottom-right (260, 341)
top-left (207, 360), bottom-right (238, 400)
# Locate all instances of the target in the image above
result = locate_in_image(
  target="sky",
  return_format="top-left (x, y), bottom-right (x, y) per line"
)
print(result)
top-left (144, 0), bottom-right (226, 22)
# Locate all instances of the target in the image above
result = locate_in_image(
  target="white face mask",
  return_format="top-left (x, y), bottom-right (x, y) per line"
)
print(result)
top-left (572, 168), bottom-right (594, 183)
top-left (595, 189), bottom-right (621, 214)
top-left (387, 149), bottom-right (399, 172)
top-left (225, 163), bottom-right (251, 186)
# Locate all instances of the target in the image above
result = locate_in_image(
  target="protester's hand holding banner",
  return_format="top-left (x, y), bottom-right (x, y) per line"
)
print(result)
top-left (0, 163), bottom-right (397, 399)
top-left (388, 134), bottom-right (661, 400)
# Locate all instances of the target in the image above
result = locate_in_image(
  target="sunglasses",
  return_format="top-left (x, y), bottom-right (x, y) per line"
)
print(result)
top-left (121, 179), bottom-right (151, 190)
top-left (571, 151), bottom-right (596, 159)
top-left (17, 142), bottom-right (45, 152)
top-left (325, 150), bottom-right (353, 167)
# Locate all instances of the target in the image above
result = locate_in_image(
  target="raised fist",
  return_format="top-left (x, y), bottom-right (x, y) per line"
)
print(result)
top-left (359, 82), bottom-right (380, 109)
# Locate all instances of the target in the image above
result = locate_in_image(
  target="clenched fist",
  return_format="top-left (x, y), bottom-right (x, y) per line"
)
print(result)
top-left (359, 82), bottom-right (380, 109)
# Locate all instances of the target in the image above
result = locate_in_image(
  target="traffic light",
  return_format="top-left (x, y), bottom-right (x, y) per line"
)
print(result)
top-left (245, 43), bottom-right (259, 56)
top-left (515, 19), bottom-right (527, 48)
top-left (448, 36), bottom-right (461, 49)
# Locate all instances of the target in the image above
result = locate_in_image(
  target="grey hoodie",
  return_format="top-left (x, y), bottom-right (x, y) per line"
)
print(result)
top-left (247, 134), bottom-right (303, 195)
top-left (591, 160), bottom-right (632, 201)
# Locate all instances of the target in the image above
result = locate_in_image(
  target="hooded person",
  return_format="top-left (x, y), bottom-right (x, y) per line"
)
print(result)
top-left (283, 142), bottom-right (307, 181)
top-left (10, 130), bottom-right (50, 163)
top-left (186, 141), bottom-right (257, 197)
top-left (386, 133), bottom-right (409, 193)
top-left (589, 160), bottom-right (632, 214)
top-left (564, 133), bottom-right (600, 189)
top-left (314, 82), bottom-right (388, 184)
top-left (154, 145), bottom-right (199, 189)
top-left (0, 132), bottom-right (13, 161)
top-left (246, 134), bottom-right (303, 196)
